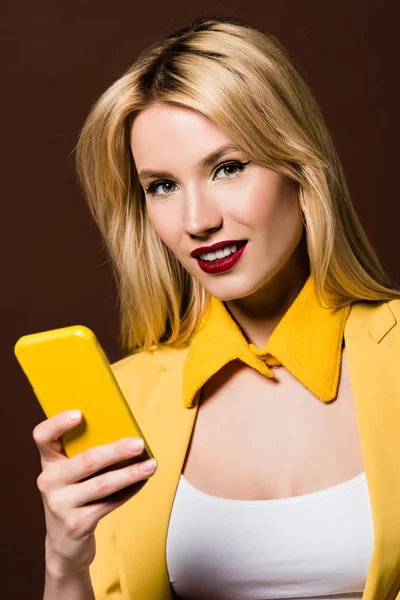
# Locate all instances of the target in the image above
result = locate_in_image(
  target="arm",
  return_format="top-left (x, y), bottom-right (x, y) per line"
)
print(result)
top-left (44, 563), bottom-right (95, 600)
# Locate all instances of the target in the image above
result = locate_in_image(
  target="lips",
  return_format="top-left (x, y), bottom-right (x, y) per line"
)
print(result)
top-left (191, 240), bottom-right (247, 257)
top-left (195, 241), bottom-right (248, 274)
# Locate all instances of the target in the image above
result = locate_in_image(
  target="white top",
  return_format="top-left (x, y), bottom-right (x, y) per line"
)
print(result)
top-left (166, 472), bottom-right (374, 599)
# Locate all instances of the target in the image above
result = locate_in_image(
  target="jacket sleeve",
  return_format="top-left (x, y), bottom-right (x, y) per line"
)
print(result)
top-left (89, 351), bottom-right (160, 599)
top-left (88, 354), bottom-right (142, 599)
top-left (89, 505), bottom-right (122, 599)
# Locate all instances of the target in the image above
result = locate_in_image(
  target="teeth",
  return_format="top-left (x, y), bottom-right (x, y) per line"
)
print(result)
top-left (199, 243), bottom-right (239, 262)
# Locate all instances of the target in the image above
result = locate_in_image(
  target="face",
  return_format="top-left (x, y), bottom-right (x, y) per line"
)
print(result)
top-left (130, 102), bottom-right (305, 305)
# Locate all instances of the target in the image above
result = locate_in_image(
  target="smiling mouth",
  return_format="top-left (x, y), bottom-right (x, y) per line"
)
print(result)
top-left (194, 240), bottom-right (248, 274)
top-left (197, 240), bottom-right (247, 262)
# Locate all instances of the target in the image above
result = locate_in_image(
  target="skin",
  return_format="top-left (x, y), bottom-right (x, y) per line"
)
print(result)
top-left (131, 102), bottom-right (310, 347)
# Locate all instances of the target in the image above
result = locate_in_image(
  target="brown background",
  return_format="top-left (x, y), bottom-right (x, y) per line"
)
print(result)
top-left (2, 0), bottom-right (399, 597)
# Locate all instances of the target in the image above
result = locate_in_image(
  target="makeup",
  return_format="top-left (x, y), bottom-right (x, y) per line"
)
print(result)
top-left (195, 242), bottom-right (248, 274)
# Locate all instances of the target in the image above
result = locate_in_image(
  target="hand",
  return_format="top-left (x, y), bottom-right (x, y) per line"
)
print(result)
top-left (33, 410), bottom-right (157, 577)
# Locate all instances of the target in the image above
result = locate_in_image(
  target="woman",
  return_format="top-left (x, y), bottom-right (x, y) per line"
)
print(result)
top-left (34, 16), bottom-right (400, 600)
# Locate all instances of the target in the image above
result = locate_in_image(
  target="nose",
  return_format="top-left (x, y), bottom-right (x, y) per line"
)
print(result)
top-left (183, 186), bottom-right (223, 238)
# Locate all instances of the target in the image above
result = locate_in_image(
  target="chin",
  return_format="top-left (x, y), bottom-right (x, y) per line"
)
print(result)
top-left (203, 279), bottom-right (261, 302)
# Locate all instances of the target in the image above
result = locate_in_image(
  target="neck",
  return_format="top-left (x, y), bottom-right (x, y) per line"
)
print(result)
top-left (223, 231), bottom-right (310, 349)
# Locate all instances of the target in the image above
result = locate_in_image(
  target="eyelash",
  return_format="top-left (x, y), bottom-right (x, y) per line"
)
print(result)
top-left (144, 160), bottom-right (251, 198)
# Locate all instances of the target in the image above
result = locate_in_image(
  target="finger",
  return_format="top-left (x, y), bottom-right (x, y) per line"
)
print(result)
top-left (71, 456), bottom-right (157, 505)
top-left (61, 436), bottom-right (148, 485)
top-left (32, 410), bottom-right (82, 462)
top-left (56, 482), bottom-right (144, 539)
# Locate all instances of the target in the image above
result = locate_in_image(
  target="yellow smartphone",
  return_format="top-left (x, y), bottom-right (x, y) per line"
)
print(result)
top-left (14, 325), bottom-right (154, 467)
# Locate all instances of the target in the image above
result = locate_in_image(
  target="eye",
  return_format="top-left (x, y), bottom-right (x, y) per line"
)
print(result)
top-left (145, 180), bottom-right (178, 198)
top-left (144, 159), bottom-right (250, 198)
top-left (214, 160), bottom-right (250, 180)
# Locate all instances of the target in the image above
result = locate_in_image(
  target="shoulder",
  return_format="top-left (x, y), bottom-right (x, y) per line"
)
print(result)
top-left (110, 344), bottom-right (190, 375)
top-left (111, 349), bottom-right (165, 377)
top-left (346, 297), bottom-right (400, 345)
top-left (109, 345), bottom-right (189, 398)
top-left (108, 345), bottom-right (190, 423)
top-left (387, 298), bottom-right (400, 321)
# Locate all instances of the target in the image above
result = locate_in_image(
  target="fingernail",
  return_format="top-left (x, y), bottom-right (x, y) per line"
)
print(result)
top-left (141, 458), bottom-right (157, 473)
top-left (127, 438), bottom-right (144, 452)
top-left (69, 410), bottom-right (81, 421)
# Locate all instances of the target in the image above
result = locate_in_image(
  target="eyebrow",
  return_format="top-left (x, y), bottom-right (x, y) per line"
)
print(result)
top-left (137, 144), bottom-right (242, 181)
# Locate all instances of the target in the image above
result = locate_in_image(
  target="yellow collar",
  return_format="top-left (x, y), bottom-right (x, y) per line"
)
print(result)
top-left (182, 274), bottom-right (352, 407)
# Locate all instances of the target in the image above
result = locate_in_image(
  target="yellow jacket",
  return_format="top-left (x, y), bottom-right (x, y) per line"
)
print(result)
top-left (90, 295), bottom-right (400, 600)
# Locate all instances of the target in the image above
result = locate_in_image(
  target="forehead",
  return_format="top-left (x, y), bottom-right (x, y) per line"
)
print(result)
top-left (130, 103), bottom-right (234, 168)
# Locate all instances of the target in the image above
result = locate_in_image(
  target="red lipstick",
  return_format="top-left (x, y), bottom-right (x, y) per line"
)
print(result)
top-left (191, 240), bottom-right (246, 257)
top-left (195, 241), bottom-right (248, 274)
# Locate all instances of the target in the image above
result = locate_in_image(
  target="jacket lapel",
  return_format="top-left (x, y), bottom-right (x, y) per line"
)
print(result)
top-left (115, 299), bottom-right (400, 600)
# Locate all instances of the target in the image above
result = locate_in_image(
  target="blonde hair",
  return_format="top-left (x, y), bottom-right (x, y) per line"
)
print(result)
top-left (75, 15), bottom-right (400, 353)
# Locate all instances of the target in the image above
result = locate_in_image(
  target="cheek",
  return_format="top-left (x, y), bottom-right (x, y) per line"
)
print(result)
top-left (246, 179), bottom-right (302, 243)
top-left (244, 191), bottom-right (297, 227)
top-left (267, 177), bottom-right (299, 222)
top-left (270, 194), bottom-right (301, 229)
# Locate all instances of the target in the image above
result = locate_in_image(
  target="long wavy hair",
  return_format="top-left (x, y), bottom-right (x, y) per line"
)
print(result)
top-left (75, 15), bottom-right (400, 354)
